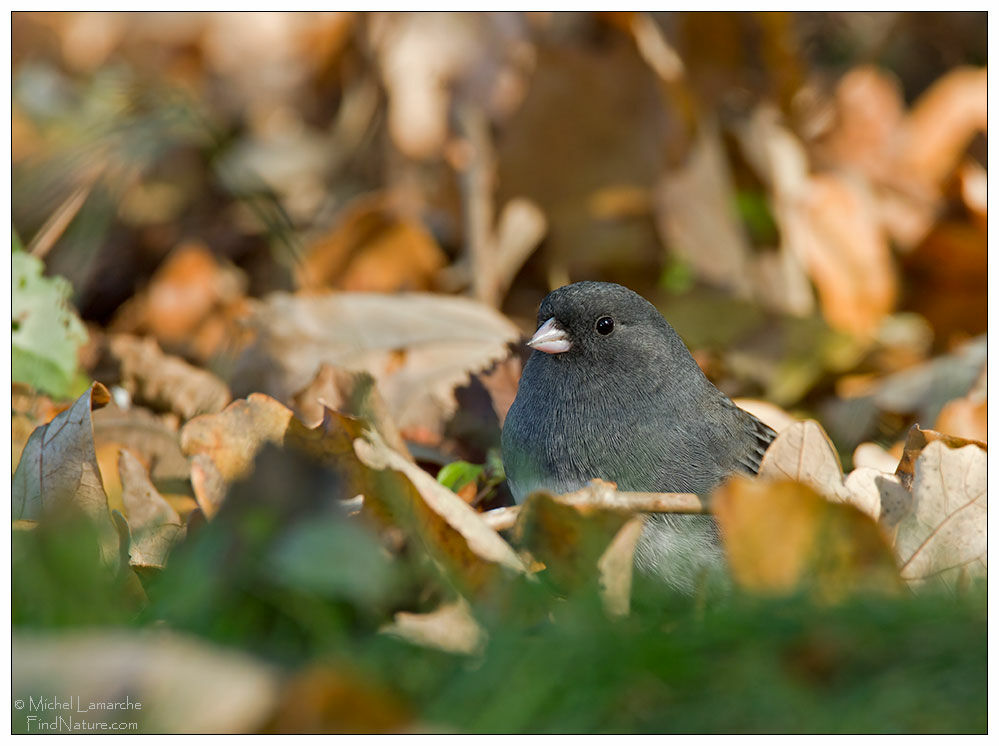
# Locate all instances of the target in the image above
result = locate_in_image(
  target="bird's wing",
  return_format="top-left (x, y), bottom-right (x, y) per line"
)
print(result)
top-left (734, 408), bottom-right (777, 476)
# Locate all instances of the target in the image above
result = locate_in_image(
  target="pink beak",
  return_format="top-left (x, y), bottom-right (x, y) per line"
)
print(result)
top-left (527, 317), bottom-right (572, 354)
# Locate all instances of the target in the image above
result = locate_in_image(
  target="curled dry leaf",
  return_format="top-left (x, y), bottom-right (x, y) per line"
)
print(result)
top-left (119, 449), bottom-right (184, 570)
top-left (355, 428), bottom-right (527, 593)
top-left (231, 291), bottom-right (520, 442)
top-left (381, 598), bottom-right (486, 656)
top-left (292, 363), bottom-right (409, 457)
top-left (894, 424), bottom-right (987, 491)
top-left (895, 441), bottom-right (986, 587)
top-left (713, 478), bottom-right (901, 599)
top-left (11, 382), bottom-right (118, 566)
top-left (13, 630), bottom-right (280, 734)
top-left (109, 334), bottom-right (232, 420)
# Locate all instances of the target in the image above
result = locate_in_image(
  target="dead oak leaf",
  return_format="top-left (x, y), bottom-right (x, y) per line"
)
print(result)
top-left (895, 441), bottom-right (986, 588)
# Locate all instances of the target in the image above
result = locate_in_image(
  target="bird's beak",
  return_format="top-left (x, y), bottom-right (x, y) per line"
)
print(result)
top-left (527, 317), bottom-right (572, 354)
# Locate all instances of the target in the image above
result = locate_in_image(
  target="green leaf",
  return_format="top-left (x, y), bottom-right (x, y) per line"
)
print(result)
top-left (11, 248), bottom-right (88, 397)
top-left (437, 461), bottom-right (484, 493)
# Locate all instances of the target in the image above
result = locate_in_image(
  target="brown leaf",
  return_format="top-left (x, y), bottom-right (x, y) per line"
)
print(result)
top-left (895, 441), bottom-right (986, 587)
top-left (110, 241), bottom-right (248, 357)
top-left (92, 402), bottom-right (192, 496)
top-left (513, 491), bottom-right (633, 594)
top-left (180, 393), bottom-right (295, 482)
top-left (895, 424), bottom-right (987, 491)
top-left (758, 420), bottom-right (907, 523)
top-left (354, 428), bottom-right (527, 593)
top-left (13, 630), bottom-right (280, 734)
top-left (713, 478), bottom-right (901, 599)
top-left (381, 599), bottom-right (486, 655)
top-left (231, 291), bottom-right (520, 441)
top-left (119, 450), bottom-right (184, 569)
top-left (292, 364), bottom-right (409, 457)
top-left (899, 66), bottom-right (987, 188)
top-left (109, 335), bottom-right (232, 420)
top-left (297, 193), bottom-right (446, 293)
top-left (597, 515), bottom-right (646, 617)
top-left (265, 665), bottom-right (411, 734)
top-left (655, 121), bottom-right (754, 296)
top-left (12, 382), bottom-right (118, 566)
top-left (793, 174), bottom-right (897, 338)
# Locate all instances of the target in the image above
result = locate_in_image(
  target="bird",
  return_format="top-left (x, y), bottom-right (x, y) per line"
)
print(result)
top-left (501, 281), bottom-right (776, 594)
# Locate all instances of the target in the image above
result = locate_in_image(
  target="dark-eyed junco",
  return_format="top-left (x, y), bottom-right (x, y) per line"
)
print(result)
top-left (502, 281), bottom-right (776, 593)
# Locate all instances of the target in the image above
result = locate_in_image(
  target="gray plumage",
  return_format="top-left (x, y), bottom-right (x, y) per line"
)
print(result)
top-left (501, 281), bottom-right (776, 594)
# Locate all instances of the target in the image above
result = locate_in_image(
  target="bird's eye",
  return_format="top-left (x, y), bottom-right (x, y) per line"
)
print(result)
top-left (595, 316), bottom-right (614, 335)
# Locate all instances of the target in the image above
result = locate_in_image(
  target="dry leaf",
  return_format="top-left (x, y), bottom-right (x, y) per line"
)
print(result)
top-left (265, 664), bottom-right (411, 735)
top-left (513, 491), bottom-right (634, 593)
top-left (11, 382), bottom-right (118, 566)
top-left (731, 397), bottom-right (797, 434)
top-left (895, 441), bottom-right (986, 587)
top-left (899, 66), bottom-right (987, 188)
top-left (655, 121), bottom-right (753, 296)
top-left (110, 241), bottom-right (247, 357)
top-left (597, 515), bottom-right (646, 617)
top-left (119, 450), bottom-right (184, 569)
top-left (792, 174), bottom-right (897, 338)
top-left (297, 193), bottom-right (446, 293)
top-left (13, 630), bottom-right (279, 733)
top-left (713, 478), bottom-right (901, 599)
top-left (354, 428), bottom-right (527, 593)
top-left (381, 599), bottom-right (486, 655)
top-left (895, 424), bottom-right (987, 491)
top-left (109, 335), bottom-right (232, 420)
top-left (292, 363), bottom-right (409, 457)
top-left (231, 291), bottom-right (520, 440)
top-left (758, 420), bottom-right (908, 523)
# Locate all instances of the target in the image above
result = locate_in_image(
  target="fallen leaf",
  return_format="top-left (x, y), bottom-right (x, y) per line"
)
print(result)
top-left (713, 478), bottom-right (901, 599)
top-left (895, 441), bottom-right (986, 588)
top-left (655, 121), bottom-right (754, 296)
top-left (92, 402), bottom-right (191, 494)
top-left (231, 291), bottom-right (520, 440)
top-left (292, 363), bottom-right (409, 457)
top-left (895, 425), bottom-right (987, 491)
top-left (119, 450), bottom-right (184, 569)
top-left (792, 173), bottom-right (897, 338)
top-left (898, 66), bottom-right (987, 188)
top-left (381, 598), bottom-right (486, 655)
top-left (180, 393), bottom-right (295, 482)
top-left (758, 420), bottom-right (907, 523)
top-left (297, 193), bottom-right (446, 293)
top-left (110, 241), bottom-right (247, 353)
top-left (13, 630), bottom-right (280, 734)
top-left (11, 382), bottom-right (118, 566)
top-left (513, 491), bottom-right (635, 595)
top-left (264, 664), bottom-right (411, 734)
top-left (597, 515), bottom-right (646, 617)
top-left (109, 335), bottom-right (231, 420)
top-left (355, 428), bottom-right (527, 593)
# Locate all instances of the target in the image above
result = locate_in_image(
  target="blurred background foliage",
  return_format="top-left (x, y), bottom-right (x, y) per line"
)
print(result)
top-left (11, 11), bottom-right (987, 734)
